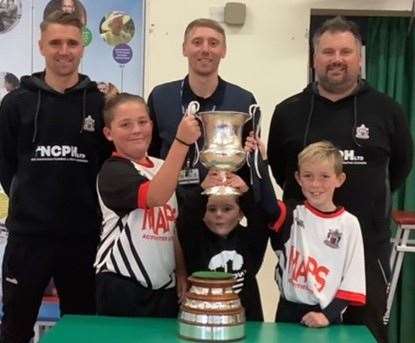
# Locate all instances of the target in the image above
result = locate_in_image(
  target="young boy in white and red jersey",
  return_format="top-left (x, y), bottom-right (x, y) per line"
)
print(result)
top-left (245, 138), bottom-right (366, 327)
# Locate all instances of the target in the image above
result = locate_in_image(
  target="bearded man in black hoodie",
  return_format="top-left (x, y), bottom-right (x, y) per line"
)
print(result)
top-left (267, 16), bottom-right (413, 343)
top-left (0, 11), bottom-right (110, 343)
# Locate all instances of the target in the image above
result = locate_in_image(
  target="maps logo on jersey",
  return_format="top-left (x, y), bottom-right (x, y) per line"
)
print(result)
top-left (324, 229), bottom-right (342, 249)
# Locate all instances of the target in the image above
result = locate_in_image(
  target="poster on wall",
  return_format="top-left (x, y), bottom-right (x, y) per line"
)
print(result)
top-left (0, 0), bottom-right (145, 103)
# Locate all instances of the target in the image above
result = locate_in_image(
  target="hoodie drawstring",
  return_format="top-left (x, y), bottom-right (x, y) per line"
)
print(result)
top-left (303, 93), bottom-right (315, 147)
top-left (352, 96), bottom-right (362, 147)
top-left (32, 90), bottom-right (42, 143)
top-left (80, 88), bottom-right (87, 133)
top-left (303, 83), bottom-right (360, 148)
top-left (32, 88), bottom-right (88, 142)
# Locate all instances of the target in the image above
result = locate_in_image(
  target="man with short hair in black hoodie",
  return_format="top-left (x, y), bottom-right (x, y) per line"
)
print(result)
top-left (0, 10), bottom-right (111, 343)
top-left (267, 17), bottom-right (413, 343)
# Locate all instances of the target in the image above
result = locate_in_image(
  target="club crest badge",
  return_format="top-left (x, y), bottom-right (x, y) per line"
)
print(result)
top-left (324, 229), bottom-right (342, 249)
top-left (355, 124), bottom-right (369, 139)
top-left (83, 115), bottom-right (95, 132)
top-left (295, 215), bottom-right (304, 228)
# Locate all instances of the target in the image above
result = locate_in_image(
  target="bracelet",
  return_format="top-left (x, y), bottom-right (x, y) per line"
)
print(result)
top-left (175, 136), bottom-right (191, 147)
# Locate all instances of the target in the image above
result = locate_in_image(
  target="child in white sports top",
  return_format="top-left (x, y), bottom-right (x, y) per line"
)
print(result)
top-left (245, 137), bottom-right (366, 328)
top-left (94, 93), bottom-right (200, 317)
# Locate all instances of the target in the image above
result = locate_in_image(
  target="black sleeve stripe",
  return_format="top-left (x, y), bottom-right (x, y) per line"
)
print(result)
top-left (158, 276), bottom-right (174, 290)
top-left (98, 218), bottom-right (123, 250)
top-left (96, 219), bottom-right (125, 269)
top-left (124, 224), bottom-right (153, 289)
top-left (110, 253), bottom-right (121, 275)
top-left (114, 237), bottom-right (142, 284)
top-left (97, 237), bottom-right (117, 269)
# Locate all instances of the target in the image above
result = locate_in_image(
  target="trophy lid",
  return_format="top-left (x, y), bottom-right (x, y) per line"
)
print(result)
top-left (189, 271), bottom-right (236, 288)
top-left (191, 271), bottom-right (233, 280)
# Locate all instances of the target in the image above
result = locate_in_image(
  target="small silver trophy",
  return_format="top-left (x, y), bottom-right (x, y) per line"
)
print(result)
top-left (186, 102), bottom-right (258, 196)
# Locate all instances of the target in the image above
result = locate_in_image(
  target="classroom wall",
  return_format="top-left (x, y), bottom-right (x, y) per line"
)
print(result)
top-left (144, 0), bottom-right (412, 321)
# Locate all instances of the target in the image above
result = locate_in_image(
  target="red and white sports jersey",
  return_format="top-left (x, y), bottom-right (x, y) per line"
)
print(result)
top-left (95, 155), bottom-right (177, 290)
top-left (271, 201), bottom-right (366, 309)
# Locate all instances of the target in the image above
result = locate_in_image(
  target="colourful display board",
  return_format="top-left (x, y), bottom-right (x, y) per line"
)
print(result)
top-left (0, 0), bottom-right (145, 102)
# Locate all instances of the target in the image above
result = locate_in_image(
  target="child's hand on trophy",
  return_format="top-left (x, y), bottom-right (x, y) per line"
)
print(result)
top-left (176, 114), bottom-right (201, 146)
top-left (244, 131), bottom-right (267, 160)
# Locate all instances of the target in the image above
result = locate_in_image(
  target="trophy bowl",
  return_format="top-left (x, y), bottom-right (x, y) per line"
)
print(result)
top-left (196, 111), bottom-right (251, 196)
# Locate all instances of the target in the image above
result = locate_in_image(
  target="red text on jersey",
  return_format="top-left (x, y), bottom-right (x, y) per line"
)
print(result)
top-left (288, 245), bottom-right (329, 292)
top-left (142, 204), bottom-right (176, 234)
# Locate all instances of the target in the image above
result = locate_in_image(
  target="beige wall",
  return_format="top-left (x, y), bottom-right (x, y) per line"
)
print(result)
top-left (144, 0), bottom-right (412, 321)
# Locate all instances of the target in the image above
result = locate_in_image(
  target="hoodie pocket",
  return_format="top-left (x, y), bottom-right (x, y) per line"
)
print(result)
top-left (2, 236), bottom-right (29, 316)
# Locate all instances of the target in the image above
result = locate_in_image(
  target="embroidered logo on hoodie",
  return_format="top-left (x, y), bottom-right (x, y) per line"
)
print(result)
top-left (83, 115), bottom-right (95, 132)
top-left (355, 124), bottom-right (369, 139)
top-left (340, 149), bottom-right (366, 165)
top-left (31, 145), bottom-right (88, 163)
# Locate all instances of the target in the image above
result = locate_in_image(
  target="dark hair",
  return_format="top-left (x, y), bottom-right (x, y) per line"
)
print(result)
top-left (4, 73), bottom-right (19, 89)
top-left (40, 10), bottom-right (83, 32)
top-left (184, 18), bottom-right (226, 43)
top-left (103, 93), bottom-right (149, 127)
top-left (312, 16), bottom-right (362, 51)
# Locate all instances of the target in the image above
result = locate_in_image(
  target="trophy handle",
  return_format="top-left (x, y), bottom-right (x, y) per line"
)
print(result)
top-left (246, 105), bottom-right (262, 180)
top-left (185, 101), bottom-right (201, 167)
top-left (186, 101), bottom-right (200, 116)
top-left (248, 104), bottom-right (259, 123)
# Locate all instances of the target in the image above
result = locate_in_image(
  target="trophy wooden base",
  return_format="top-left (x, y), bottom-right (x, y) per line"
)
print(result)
top-left (178, 271), bottom-right (245, 342)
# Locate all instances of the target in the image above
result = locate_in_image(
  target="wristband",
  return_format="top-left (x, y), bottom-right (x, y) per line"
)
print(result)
top-left (175, 136), bottom-right (191, 147)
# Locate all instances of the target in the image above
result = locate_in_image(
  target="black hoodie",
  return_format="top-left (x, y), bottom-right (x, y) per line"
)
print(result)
top-left (0, 72), bottom-right (111, 237)
top-left (267, 80), bottom-right (413, 257)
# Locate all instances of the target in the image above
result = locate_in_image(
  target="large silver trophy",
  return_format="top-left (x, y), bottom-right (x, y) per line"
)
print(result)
top-left (187, 101), bottom-right (259, 196)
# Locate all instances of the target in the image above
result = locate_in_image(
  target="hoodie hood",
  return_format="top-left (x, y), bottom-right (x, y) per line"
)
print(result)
top-left (20, 71), bottom-right (97, 93)
top-left (301, 79), bottom-right (371, 148)
top-left (302, 79), bottom-right (371, 99)
top-left (20, 72), bottom-right (99, 142)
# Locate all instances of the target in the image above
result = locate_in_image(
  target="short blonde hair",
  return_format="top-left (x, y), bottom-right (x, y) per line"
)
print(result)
top-left (184, 18), bottom-right (226, 44)
top-left (298, 141), bottom-right (343, 175)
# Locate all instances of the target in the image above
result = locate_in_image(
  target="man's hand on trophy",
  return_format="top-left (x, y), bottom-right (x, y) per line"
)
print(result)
top-left (175, 114), bottom-right (201, 146)
top-left (244, 131), bottom-right (267, 160)
top-left (226, 173), bottom-right (249, 194)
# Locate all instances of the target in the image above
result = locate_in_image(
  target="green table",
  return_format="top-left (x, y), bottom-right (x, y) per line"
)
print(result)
top-left (40, 315), bottom-right (376, 342)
